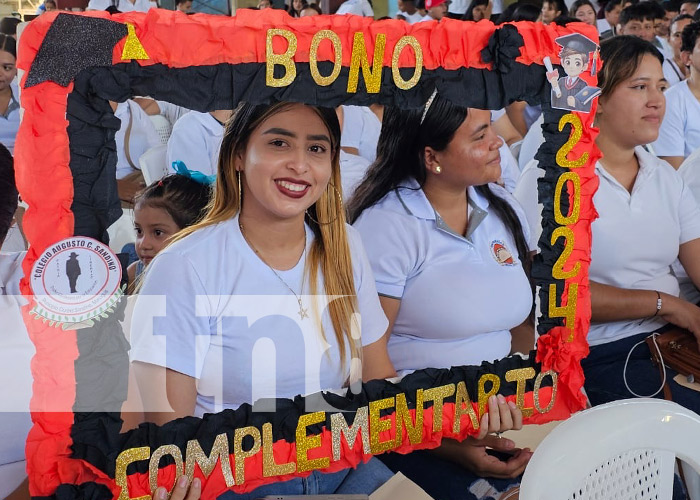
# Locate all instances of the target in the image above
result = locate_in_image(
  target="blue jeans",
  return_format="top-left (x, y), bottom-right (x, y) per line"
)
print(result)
top-left (218, 458), bottom-right (393, 499)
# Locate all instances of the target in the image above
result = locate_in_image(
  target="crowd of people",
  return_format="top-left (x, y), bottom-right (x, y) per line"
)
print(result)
top-left (2, 0), bottom-right (700, 498)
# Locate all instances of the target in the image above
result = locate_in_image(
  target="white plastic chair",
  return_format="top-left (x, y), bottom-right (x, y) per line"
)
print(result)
top-left (149, 113), bottom-right (173, 145)
top-left (519, 399), bottom-right (700, 500)
top-left (139, 144), bottom-right (169, 186)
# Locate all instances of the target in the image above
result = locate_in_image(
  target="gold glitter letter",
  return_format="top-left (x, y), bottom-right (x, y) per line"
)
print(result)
top-left (369, 397), bottom-right (395, 453)
top-left (116, 446), bottom-right (150, 500)
top-left (394, 391), bottom-right (424, 447)
top-left (330, 406), bottom-right (370, 461)
top-left (149, 445), bottom-right (184, 494)
top-left (452, 381), bottom-right (479, 434)
top-left (556, 113), bottom-right (588, 168)
top-left (533, 370), bottom-right (558, 414)
top-left (424, 384), bottom-right (455, 432)
top-left (347, 32), bottom-right (387, 94)
top-left (391, 36), bottom-right (423, 90)
top-left (551, 227), bottom-right (580, 280)
top-left (549, 282), bottom-right (579, 341)
top-left (477, 373), bottom-right (501, 418)
top-left (233, 426), bottom-right (262, 485)
top-left (266, 29), bottom-right (298, 88)
top-left (185, 433), bottom-right (234, 487)
top-left (263, 422), bottom-right (296, 477)
top-left (310, 30), bottom-right (342, 86)
top-left (121, 23), bottom-right (149, 61)
top-left (296, 411), bottom-right (330, 473)
top-left (505, 368), bottom-right (535, 418)
top-left (553, 172), bottom-right (581, 225)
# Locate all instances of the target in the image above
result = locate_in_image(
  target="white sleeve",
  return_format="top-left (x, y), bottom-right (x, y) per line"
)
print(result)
top-left (341, 106), bottom-right (364, 150)
top-left (347, 226), bottom-right (388, 346)
top-left (653, 89), bottom-right (686, 157)
top-left (148, 1), bottom-right (158, 8)
top-left (130, 252), bottom-right (213, 379)
top-left (678, 178), bottom-right (700, 245)
top-left (166, 115), bottom-right (211, 174)
top-left (513, 160), bottom-right (544, 251)
top-left (157, 101), bottom-right (189, 126)
top-left (86, 0), bottom-right (109, 10)
top-left (498, 140), bottom-right (519, 193)
top-left (353, 207), bottom-right (418, 299)
top-left (361, 0), bottom-right (374, 16)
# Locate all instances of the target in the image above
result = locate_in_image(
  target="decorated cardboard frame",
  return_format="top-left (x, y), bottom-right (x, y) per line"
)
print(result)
top-left (15, 9), bottom-right (600, 500)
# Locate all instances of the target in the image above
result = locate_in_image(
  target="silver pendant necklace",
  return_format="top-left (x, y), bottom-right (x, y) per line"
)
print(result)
top-left (239, 221), bottom-right (308, 320)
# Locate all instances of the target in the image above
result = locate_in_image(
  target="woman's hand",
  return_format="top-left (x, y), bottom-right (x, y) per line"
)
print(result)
top-left (154, 476), bottom-right (201, 500)
top-left (457, 395), bottom-right (532, 479)
top-left (659, 293), bottom-right (700, 342)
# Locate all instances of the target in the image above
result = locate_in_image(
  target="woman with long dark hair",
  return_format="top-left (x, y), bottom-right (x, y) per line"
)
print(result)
top-left (348, 95), bottom-right (534, 500)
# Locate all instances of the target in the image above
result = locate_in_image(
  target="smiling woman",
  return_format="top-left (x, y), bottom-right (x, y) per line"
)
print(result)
top-left (129, 101), bottom-right (397, 498)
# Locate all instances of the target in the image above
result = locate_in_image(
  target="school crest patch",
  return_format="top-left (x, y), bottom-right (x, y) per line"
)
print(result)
top-left (491, 240), bottom-right (516, 266)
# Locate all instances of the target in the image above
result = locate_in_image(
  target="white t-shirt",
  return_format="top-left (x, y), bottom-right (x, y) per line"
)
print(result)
top-left (335, 0), bottom-right (374, 16)
top-left (662, 58), bottom-right (685, 88)
top-left (514, 148), bottom-right (700, 345)
top-left (0, 251), bottom-right (33, 499)
top-left (518, 114), bottom-right (544, 172)
top-left (675, 148), bottom-right (700, 304)
top-left (353, 179), bottom-right (533, 374)
top-left (653, 80), bottom-right (700, 158)
top-left (341, 106), bottom-right (381, 164)
top-left (115, 100), bottom-right (162, 180)
top-left (87, 0), bottom-right (156, 10)
top-left (167, 111), bottom-right (224, 177)
top-left (340, 149), bottom-right (371, 202)
top-left (130, 217), bottom-right (388, 416)
top-left (401, 10), bottom-right (424, 23)
top-left (597, 18), bottom-right (611, 33)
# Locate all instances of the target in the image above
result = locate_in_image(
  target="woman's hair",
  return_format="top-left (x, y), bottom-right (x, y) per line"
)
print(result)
top-left (569, 0), bottom-right (595, 17)
top-left (171, 102), bottom-right (361, 376)
top-left (0, 18), bottom-right (19, 37)
top-left (0, 33), bottom-right (16, 58)
top-left (681, 20), bottom-right (700, 52)
top-left (0, 144), bottom-right (16, 244)
top-left (347, 95), bottom-right (531, 278)
top-left (544, 0), bottom-right (567, 15)
top-left (462, 0), bottom-right (489, 20)
top-left (134, 174), bottom-right (212, 230)
top-left (288, 0), bottom-right (308, 16)
top-left (598, 36), bottom-right (663, 98)
top-left (605, 0), bottom-right (625, 13)
top-left (512, 2), bottom-right (541, 21)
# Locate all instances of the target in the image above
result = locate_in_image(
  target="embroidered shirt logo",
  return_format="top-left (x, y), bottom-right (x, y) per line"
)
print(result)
top-left (491, 240), bottom-right (515, 266)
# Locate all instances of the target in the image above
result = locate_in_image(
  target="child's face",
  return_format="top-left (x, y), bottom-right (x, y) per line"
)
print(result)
top-left (134, 205), bottom-right (181, 267)
top-left (562, 54), bottom-right (587, 78)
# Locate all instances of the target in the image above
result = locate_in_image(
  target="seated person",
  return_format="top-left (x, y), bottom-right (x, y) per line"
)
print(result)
top-left (349, 95), bottom-right (534, 500)
top-left (131, 101), bottom-right (395, 498)
top-left (515, 36), bottom-right (700, 416)
top-left (653, 21), bottom-right (700, 167)
top-left (617, 3), bottom-right (657, 42)
top-left (397, 0), bottom-right (424, 22)
top-left (663, 14), bottom-right (693, 86)
top-left (338, 105), bottom-right (382, 163)
top-left (166, 110), bottom-right (232, 178)
top-left (335, 0), bottom-right (374, 16)
top-left (0, 35), bottom-right (18, 156)
top-left (599, 0), bottom-right (624, 39)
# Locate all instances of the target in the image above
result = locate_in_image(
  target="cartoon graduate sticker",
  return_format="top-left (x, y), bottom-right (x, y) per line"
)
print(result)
top-left (545, 33), bottom-right (601, 113)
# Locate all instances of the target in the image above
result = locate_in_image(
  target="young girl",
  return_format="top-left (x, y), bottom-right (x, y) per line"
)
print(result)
top-left (126, 174), bottom-right (211, 292)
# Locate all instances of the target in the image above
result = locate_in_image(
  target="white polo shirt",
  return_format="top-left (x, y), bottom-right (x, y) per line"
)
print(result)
top-left (341, 106), bottom-right (381, 163)
top-left (340, 149), bottom-right (371, 202)
top-left (675, 148), bottom-right (700, 304)
top-left (86, 0), bottom-right (156, 11)
top-left (514, 148), bottom-right (700, 345)
top-left (401, 10), bottom-right (424, 23)
top-left (353, 179), bottom-right (533, 374)
top-left (662, 58), bottom-right (685, 88)
top-left (652, 81), bottom-right (700, 158)
top-left (167, 111), bottom-right (224, 177)
top-left (130, 217), bottom-right (388, 416)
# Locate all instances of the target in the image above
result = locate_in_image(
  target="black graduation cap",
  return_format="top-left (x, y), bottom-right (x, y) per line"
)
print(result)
top-left (555, 33), bottom-right (600, 76)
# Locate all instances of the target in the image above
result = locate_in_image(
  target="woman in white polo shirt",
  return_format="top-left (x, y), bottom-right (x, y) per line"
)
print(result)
top-left (349, 94), bottom-right (534, 500)
top-left (130, 101), bottom-right (395, 497)
top-left (516, 36), bottom-right (700, 414)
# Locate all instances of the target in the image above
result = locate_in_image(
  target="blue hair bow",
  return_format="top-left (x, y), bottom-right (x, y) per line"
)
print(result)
top-left (172, 161), bottom-right (216, 185)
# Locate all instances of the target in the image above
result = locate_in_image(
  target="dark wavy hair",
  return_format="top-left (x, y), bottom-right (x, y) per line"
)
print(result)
top-left (347, 95), bottom-right (531, 277)
top-left (134, 174), bottom-right (212, 230)
top-left (681, 20), bottom-right (700, 51)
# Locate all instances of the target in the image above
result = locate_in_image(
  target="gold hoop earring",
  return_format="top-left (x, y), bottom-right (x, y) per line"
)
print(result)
top-left (237, 170), bottom-right (243, 210)
top-left (435, 165), bottom-right (442, 174)
top-left (305, 183), bottom-right (343, 226)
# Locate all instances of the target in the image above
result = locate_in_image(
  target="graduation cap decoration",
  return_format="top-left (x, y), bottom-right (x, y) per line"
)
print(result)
top-left (555, 32), bottom-right (599, 76)
top-left (15, 11), bottom-right (602, 499)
